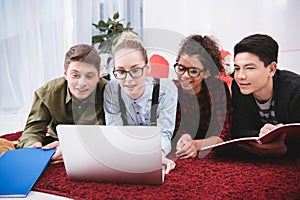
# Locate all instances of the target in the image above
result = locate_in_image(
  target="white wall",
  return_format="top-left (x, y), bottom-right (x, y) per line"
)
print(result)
top-left (143, 0), bottom-right (300, 74)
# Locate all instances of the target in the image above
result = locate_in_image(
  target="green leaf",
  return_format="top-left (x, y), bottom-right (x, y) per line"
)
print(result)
top-left (116, 24), bottom-right (124, 33)
top-left (113, 12), bottom-right (119, 20)
top-left (92, 35), bottom-right (104, 45)
top-left (92, 10), bottom-right (137, 64)
top-left (98, 20), bottom-right (106, 27)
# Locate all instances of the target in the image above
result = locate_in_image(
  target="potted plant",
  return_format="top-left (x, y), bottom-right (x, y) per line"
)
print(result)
top-left (92, 11), bottom-right (135, 75)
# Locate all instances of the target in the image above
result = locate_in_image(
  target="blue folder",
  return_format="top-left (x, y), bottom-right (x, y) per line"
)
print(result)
top-left (0, 148), bottom-right (56, 197)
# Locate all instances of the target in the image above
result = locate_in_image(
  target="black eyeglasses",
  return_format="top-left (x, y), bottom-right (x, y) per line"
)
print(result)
top-left (173, 63), bottom-right (205, 78)
top-left (113, 65), bottom-right (147, 80)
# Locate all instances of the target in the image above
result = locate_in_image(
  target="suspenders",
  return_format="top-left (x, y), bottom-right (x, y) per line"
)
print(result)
top-left (118, 84), bottom-right (128, 125)
top-left (118, 78), bottom-right (160, 126)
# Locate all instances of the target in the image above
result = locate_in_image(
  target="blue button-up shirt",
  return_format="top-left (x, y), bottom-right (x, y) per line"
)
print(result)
top-left (104, 77), bottom-right (178, 154)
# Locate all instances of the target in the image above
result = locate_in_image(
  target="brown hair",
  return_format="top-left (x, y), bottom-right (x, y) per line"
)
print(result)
top-left (64, 44), bottom-right (101, 72)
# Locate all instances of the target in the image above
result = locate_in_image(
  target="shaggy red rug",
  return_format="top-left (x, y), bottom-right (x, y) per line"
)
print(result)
top-left (2, 132), bottom-right (300, 200)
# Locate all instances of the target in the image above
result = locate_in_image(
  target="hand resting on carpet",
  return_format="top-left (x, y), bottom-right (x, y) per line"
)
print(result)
top-left (175, 134), bottom-right (197, 159)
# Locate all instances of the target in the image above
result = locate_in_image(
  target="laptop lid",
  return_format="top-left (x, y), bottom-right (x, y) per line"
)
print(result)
top-left (56, 125), bottom-right (164, 185)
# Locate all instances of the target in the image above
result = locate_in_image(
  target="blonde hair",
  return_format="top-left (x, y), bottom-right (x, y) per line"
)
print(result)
top-left (111, 32), bottom-right (148, 64)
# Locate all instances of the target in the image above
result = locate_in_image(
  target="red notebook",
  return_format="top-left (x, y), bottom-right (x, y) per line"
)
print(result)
top-left (200, 123), bottom-right (300, 151)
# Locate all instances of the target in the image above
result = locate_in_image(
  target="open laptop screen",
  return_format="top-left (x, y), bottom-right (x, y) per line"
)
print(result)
top-left (57, 125), bottom-right (164, 185)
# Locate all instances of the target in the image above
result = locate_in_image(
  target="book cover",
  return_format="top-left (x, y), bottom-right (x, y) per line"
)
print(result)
top-left (0, 148), bottom-right (56, 197)
top-left (200, 123), bottom-right (300, 151)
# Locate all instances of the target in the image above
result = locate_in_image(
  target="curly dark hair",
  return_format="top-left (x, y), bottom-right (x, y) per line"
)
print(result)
top-left (176, 34), bottom-right (223, 76)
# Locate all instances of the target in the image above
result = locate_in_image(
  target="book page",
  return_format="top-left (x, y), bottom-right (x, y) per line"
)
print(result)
top-left (200, 136), bottom-right (259, 151)
top-left (258, 123), bottom-right (300, 144)
top-left (200, 123), bottom-right (300, 152)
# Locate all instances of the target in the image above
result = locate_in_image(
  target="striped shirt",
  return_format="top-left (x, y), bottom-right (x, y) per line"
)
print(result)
top-left (255, 97), bottom-right (278, 124)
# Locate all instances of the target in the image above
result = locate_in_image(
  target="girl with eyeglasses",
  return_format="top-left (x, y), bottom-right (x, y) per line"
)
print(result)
top-left (103, 32), bottom-right (178, 174)
top-left (173, 34), bottom-right (232, 159)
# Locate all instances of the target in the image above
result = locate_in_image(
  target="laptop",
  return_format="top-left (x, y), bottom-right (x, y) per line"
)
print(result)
top-left (56, 125), bottom-right (165, 185)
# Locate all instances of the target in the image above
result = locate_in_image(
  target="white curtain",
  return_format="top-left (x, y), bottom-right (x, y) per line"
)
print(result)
top-left (0, 0), bottom-right (141, 116)
top-left (0, 0), bottom-right (94, 114)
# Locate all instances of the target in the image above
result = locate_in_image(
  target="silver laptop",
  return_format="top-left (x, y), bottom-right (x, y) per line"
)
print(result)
top-left (56, 125), bottom-right (165, 185)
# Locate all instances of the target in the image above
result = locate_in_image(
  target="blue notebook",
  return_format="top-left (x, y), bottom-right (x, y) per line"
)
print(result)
top-left (0, 148), bottom-right (56, 197)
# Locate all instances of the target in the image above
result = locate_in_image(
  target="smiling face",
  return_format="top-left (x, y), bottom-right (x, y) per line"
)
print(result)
top-left (234, 52), bottom-right (276, 102)
top-left (64, 61), bottom-right (99, 101)
top-left (176, 54), bottom-right (210, 94)
top-left (114, 49), bottom-right (149, 99)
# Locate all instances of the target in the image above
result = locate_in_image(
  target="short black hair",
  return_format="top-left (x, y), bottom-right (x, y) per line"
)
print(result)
top-left (234, 34), bottom-right (279, 67)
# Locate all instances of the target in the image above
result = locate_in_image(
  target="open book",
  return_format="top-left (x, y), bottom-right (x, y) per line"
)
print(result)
top-left (200, 123), bottom-right (300, 151)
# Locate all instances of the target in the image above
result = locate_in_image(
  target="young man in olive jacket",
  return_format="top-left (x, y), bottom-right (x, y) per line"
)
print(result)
top-left (17, 44), bottom-right (107, 163)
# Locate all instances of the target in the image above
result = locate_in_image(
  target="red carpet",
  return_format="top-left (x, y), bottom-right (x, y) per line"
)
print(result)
top-left (2, 132), bottom-right (300, 200)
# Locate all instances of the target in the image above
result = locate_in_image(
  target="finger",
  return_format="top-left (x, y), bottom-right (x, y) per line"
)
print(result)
top-left (264, 123), bottom-right (277, 130)
top-left (180, 151), bottom-right (196, 159)
top-left (176, 136), bottom-right (188, 150)
top-left (176, 140), bottom-right (185, 150)
top-left (42, 141), bottom-right (59, 150)
top-left (51, 151), bottom-right (62, 160)
top-left (175, 149), bottom-right (186, 157)
top-left (51, 155), bottom-right (63, 162)
top-left (176, 142), bottom-right (191, 156)
top-left (260, 124), bottom-right (277, 136)
top-left (50, 158), bottom-right (63, 165)
top-left (175, 146), bottom-right (191, 157)
top-left (30, 142), bottom-right (42, 148)
top-left (176, 134), bottom-right (192, 149)
top-left (275, 123), bottom-right (284, 127)
top-left (181, 140), bottom-right (192, 151)
top-left (177, 147), bottom-right (194, 158)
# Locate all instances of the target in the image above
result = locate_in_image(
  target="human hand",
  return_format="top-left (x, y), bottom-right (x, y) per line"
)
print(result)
top-left (42, 141), bottom-right (63, 164)
top-left (175, 134), bottom-right (198, 159)
top-left (29, 142), bottom-right (43, 148)
top-left (259, 123), bottom-right (283, 136)
top-left (237, 132), bottom-right (287, 156)
top-left (162, 154), bottom-right (176, 174)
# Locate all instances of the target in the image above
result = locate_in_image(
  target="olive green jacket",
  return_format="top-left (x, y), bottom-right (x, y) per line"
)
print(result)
top-left (17, 77), bottom-right (107, 148)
